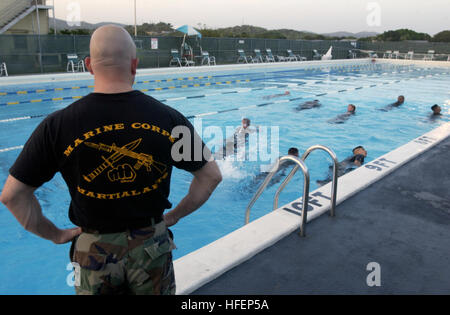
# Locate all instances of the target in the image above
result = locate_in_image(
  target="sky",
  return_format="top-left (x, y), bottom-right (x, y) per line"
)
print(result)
top-left (51, 0), bottom-right (450, 35)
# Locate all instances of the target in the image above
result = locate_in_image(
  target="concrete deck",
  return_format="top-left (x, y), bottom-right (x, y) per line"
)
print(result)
top-left (193, 136), bottom-right (450, 295)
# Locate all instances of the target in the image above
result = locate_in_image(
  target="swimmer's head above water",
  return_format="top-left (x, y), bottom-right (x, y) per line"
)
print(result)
top-left (397, 95), bottom-right (405, 105)
top-left (347, 104), bottom-right (356, 113)
top-left (242, 118), bottom-right (251, 129)
top-left (431, 104), bottom-right (441, 115)
top-left (288, 147), bottom-right (299, 157)
top-left (352, 145), bottom-right (367, 157)
top-left (351, 146), bottom-right (367, 167)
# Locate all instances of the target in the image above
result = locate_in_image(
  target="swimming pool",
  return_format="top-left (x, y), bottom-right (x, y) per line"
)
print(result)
top-left (0, 60), bottom-right (449, 294)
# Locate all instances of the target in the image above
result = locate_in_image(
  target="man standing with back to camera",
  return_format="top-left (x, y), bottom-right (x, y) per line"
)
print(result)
top-left (0, 25), bottom-right (222, 295)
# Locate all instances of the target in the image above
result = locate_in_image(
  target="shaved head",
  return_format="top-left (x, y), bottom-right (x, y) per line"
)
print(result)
top-left (90, 25), bottom-right (136, 70)
top-left (86, 25), bottom-right (138, 93)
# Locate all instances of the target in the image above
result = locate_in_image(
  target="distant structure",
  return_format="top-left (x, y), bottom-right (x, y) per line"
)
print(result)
top-left (0, 0), bottom-right (54, 35)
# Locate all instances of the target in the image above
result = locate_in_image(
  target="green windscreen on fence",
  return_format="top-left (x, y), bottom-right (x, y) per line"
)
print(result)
top-left (0, 34), bottom-right (449, 75)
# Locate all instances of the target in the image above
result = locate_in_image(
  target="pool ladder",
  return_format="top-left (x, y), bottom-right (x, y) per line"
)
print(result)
top-left (245, 145), bottom-right (339, 237)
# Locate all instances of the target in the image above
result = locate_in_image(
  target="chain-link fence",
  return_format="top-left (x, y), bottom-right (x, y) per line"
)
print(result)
top-left (1, 34), bottom-right (449, 75)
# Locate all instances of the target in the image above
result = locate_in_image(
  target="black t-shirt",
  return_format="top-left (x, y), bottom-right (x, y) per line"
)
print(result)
top-left (10, 90), bottom-right (209, 231)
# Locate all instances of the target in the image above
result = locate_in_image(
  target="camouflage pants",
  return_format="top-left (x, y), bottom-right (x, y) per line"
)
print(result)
top-left (70, 221), bottom-right (176, 295)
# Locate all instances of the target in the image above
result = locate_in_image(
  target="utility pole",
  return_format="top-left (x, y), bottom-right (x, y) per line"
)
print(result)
top-left (35, 0), bottom-right (43, 73)
top-left (53, 0), bottom-right (56, 35)
top-left (134, 0), bottom-right (137, 37)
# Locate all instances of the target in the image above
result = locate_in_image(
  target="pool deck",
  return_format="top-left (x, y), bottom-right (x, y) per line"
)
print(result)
top-left (193, 135), bottom-right (450, 295)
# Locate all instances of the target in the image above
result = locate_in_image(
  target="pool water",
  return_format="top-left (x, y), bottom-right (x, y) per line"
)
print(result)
top-left (0, 62), bottom-right (449, 294)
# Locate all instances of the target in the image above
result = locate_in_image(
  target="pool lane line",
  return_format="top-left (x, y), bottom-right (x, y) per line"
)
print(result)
top-left (0, 84), bottom-right (287, 124)
top-left (0, 82), bottom-right (284, 110)
top-left (0, 114), bottom-right (47, 123)
top-left (0, 79), bottom-right (255, 106)
top-left (0, 145), bottom-right (24, 153)
top-left (0, 70), bottom-right (339, 107)
top-left (0, 70), bottom-right (446, 127)
top-left (184, 72), bottom-right (448, 119)
top-left (259, 67), bottom-right (441, 87)
top-left (0, 67), bottom-right (342, 96)
top-left (0, 63), bottom-right (417, 97)
top-left (0, 68), bottom-right (428, 107)
top-left (0, 64), bottom-right (380, 96)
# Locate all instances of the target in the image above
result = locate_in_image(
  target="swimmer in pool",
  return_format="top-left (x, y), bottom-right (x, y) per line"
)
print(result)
top-left (295, 99), bottom-right (321, 111)
top-left (327, 104), bottom-right (356, 124)
top-left (431, 104), bottom-right (442, 116)
top-left (263, 91), bottom-right (290, 100)
top-left (317, 146), bottom-right (367, 186)
top-left (245, 147), bottom-right (300, 191)
top-left (216, 118), bottom-right (259, 158)
top-left (429, 104), bottom-right (442, 121)
top-left (379, 95), bottom-right (405, 111)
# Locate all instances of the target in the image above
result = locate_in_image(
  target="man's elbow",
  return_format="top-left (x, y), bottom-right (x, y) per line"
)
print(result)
top-left (208, 163), bottom-right (222, 189)
top-left (1, 189), bottom-right (26, 209)
top-left (208, 165), bottom-right (222, 187)
top-left (0, 192), bottom-right (10, 207)
top-left (214, 171), bottom-right (223, 186)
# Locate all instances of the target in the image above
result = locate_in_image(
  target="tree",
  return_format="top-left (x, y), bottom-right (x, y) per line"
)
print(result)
top-left (124, 22), bottom-right (174, 36)
top-left (432, 30), bottom-right (450, 42)
top-left (375, 29), bottom-right (431, 41)
top-left (59, 29), bottom-right (91, 35)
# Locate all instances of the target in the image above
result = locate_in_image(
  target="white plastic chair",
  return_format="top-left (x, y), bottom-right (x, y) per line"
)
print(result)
top-left (253, 49), bottom-right (265, 63)
top-left (367, 51), bottom-right (378, 58)
top-left (265, 49), bottom-right (276, 62)
top-left (348, 50), bottom-right (357, 59)
top-left (405, 51), bottom-right (414, 60)
top-left (169, 49), bottom-right (194, 67)
top-left (383, 50), bottom-right (392, 59)
top-left (286, 50), bottom-right (298, 61)
top-left (66, 54), bottom-right (86, 73)
top-left (237, 49), bottom-right (252, 63)
top-left (423, 50), bottom-right (435, 61)
top-left (201, 51), bottom-right (216, 66)
top-left (0, 62), bottom-right (8, 77)
top-left (312, 49), bottom-right (322, 60)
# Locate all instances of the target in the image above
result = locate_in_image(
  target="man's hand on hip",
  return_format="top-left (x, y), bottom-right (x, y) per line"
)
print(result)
top-left (53, 227), bottom-right (82, 244)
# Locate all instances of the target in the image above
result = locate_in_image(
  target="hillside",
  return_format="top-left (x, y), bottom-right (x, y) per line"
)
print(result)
top-left (52, 18), bottom-right (125, 31)
top-left (50, 20), bottom-right (448, 43)
top-left (51, 19), bottom-right (357, 39)
top-left (322, 31), bottom-right (379, 39)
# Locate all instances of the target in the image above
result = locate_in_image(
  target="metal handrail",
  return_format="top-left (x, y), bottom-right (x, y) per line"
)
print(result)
top-left (302, 145), bottom-right (338, 216)
top-left (245, 155), bottom-right (310, 237)
top-left (274, 145), bottom-right (339, 217)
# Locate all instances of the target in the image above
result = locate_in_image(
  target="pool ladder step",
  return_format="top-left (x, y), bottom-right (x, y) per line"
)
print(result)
top-left (245, 145), bottom-right (338, 237)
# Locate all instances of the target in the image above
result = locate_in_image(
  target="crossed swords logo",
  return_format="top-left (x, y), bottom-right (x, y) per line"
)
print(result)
top-left (82, 138), bottom-right (167, 183)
